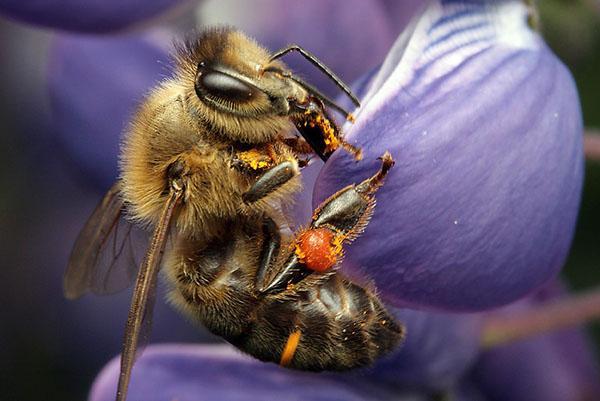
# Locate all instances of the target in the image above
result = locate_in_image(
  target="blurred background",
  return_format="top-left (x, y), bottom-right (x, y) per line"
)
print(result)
top-left (0, 1), bottom-right (598, 400)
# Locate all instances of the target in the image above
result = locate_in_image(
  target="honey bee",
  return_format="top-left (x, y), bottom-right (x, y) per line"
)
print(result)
top-left (64, 27), bottom-right (404, 401)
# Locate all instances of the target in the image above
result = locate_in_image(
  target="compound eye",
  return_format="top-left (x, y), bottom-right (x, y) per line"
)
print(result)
top-left (195, 65), bottom-right (255, 103)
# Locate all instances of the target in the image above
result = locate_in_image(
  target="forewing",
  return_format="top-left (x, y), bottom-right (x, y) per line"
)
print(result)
top-left (116, 188), bottom-right (182, 401)
top-left (64, 182), bottom-right (148, 299)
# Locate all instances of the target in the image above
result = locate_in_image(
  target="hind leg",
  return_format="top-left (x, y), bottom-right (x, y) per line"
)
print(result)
top-left (256, 152), bottom-right (394, 294)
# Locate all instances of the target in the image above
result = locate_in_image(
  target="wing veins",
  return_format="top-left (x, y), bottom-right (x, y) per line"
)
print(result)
top-left (102, 223), bottom-right (133, 293)
top-left (65, 183), bottom-right (124, 299)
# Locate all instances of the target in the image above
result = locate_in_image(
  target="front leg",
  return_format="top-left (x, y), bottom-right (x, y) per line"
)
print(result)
top-left (283, 136), bottom-right (315, 155)
top-left (242, 160), bottom-right (299, 204)
top-left (233, 143), bottom-right (301, 205)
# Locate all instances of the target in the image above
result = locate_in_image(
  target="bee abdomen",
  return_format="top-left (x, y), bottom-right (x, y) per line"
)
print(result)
top-left (165, 230), bottom-right (260, 339)
top-left (232, 273), bottom-right (405, 371)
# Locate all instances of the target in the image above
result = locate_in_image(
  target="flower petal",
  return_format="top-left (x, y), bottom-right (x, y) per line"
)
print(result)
top-left (314, 0), bottom-right (583, 310)
top-left (471, 283), bottom-right (600, 401)
top-left (473, 328), bottom-right (600, 401)
top-left (89, 344), bottom-right (430, 401)
top-left (380, 0), bottom-right (429, 37)
top-left (360, 308), bottom-right (482, 391)
top-left (48, 32), bottom-right (172, 188)
top-left (0, 0), bottom-right (189, 32)
top-left (474, 330), bottom-right (600, 401)
top-left (198, 0), bottom-right (396, 96)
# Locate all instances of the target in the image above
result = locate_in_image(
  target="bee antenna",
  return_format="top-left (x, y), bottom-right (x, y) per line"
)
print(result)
top-left (270, 45), bottom-right (360, 108)
top-left (289, 76), bottom-right (354, 120)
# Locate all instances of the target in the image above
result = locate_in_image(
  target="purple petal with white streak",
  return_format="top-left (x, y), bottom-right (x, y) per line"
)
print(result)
top-left (314, 0), bottom-right (583, 311)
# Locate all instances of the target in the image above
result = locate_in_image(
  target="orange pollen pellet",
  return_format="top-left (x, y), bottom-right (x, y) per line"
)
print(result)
top-left (295, 228), bottom-right (340, 272)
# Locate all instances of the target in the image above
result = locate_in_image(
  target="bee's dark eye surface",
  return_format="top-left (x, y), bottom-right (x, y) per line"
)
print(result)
top-left (195, 67), bottom-right (254, 103)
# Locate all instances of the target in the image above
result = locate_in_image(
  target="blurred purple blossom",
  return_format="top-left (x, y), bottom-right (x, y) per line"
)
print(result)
top-left (48, 31), bottom-right (173, 188)
top-left (0, 0), bottom-right (190, 32)
top-left (470, 282), bottom-right (600, 401)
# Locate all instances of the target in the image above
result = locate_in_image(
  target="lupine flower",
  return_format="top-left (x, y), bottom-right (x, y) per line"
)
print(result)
top-left (2, 0), bottom-right (594, 400)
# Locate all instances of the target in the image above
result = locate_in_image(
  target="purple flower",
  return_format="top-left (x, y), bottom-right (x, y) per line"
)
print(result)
top-left (0, 0), bottom-right (189, 32)
top-left (315, 0), bottom-right (583, 310)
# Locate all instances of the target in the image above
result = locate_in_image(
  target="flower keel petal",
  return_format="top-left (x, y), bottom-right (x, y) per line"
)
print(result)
top-left (314, 0), bottom-right (583, 311)
top-left (89, 344), bottom-right (429, 401)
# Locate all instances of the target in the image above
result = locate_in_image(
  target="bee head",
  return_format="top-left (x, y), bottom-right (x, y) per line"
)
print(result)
top-left (175, 27), bottom-right (360, 159)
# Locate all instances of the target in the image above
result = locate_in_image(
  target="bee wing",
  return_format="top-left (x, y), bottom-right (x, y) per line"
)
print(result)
top-left (64, 182), bottom-right (148, 299)
top-left (116, 188), bottom-right (183, 401)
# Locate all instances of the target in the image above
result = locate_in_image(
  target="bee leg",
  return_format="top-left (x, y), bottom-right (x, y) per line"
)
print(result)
top-left (259, 152), bottom-right (394, 294)
top-left (254, 216), bottom-right (281, 290)
top-left (282, 137), bottom-right (315, 167)
top-left (242, 160), bottom-right (299, 204)
top-left (283, 136), bottom-right (315, 155)
top-left (311, 151), bottom-right (394, 232)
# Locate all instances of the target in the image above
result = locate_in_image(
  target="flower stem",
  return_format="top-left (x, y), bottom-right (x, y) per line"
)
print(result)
top-left (481, 287), bottom-right (600, 348)
top-left (582, 0), bottom-right (600, 16)
top-left (585, 130), bottom-right (600, 160)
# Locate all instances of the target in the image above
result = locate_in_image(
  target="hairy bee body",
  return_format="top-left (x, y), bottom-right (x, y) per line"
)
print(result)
top-left (66, 27), bottom-right (403, 401)
top-left (115, 27), bottom-right (403, 371)
top-left (165, 215), bottom-right (401, 371)
top-left (120, 80), bottom-right (300, 239)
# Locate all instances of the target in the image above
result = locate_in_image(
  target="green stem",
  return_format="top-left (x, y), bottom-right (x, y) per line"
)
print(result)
top-left (482, 287), bottom-right (600, 348)
top-left (585, 130), bottom-right (600, 160)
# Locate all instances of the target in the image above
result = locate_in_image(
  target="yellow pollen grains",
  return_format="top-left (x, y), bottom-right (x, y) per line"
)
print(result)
top-left (237, 148), bottom-right (271, 170)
